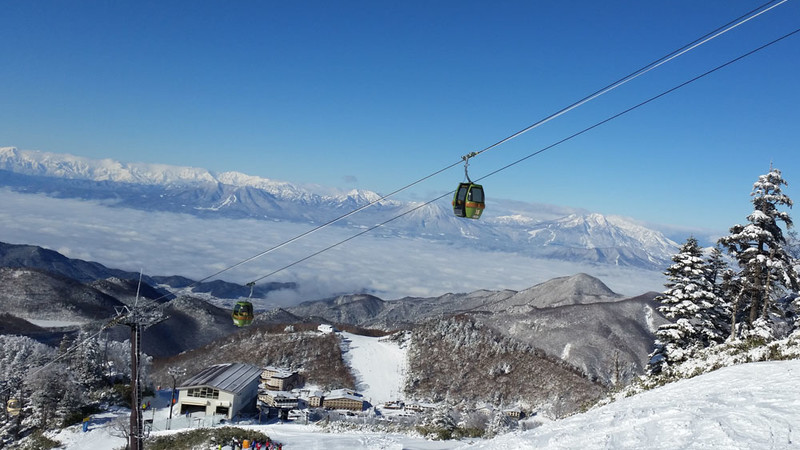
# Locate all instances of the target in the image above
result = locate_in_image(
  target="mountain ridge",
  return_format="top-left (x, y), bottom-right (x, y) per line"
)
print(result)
top-left (0, 147), bottom-right (385, 204)
top-left (0, 243), bottom-right (667, 386)
top-left (0, 147), bottom-right (678, 271)
top-left (0, 241), bottom-right (294, 300)
top-left (275, 273), bottom-right (667, 385)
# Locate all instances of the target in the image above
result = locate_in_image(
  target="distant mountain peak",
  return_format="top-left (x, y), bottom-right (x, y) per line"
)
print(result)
top-left (0, 147), bottom-right (678, 272)
top-left (541, 273), bottom-right (620, 297)
top-left (0, 146), bottom-right (217, 185)
top-left (526, 212), bottom-right (676, 262)
top-left (0, 147), bottom-right (392, 205)
top-left (508, 273), bottom-right (623, 309)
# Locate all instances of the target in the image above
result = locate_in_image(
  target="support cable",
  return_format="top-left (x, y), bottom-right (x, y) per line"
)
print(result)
top-left (460, 0), bottom-right (790, 161)
top-left (248, 25), bottom-right (800, 285)
top-left (165, 0), bottom-right (791, 289)
top-left (2, 4), bottom-right (794, 399)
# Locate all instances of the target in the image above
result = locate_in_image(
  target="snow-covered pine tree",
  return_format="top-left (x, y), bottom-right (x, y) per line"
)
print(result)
top-left (788, 229), bottom-right (800, 260)
top-left (485, 409), bottom-right (515, 438)
top-left (422, 403), bottom-right (458, 439)
top-left (24, 363), bottom-right (70, 429)
top-left (706, 246), bottom-right (726, 295)
top-left (648, 237), bottom-right (721, 375)
top-left (718, 167), bottom-right (799, 340)
top-left (68, 331), bottom-right (105, 390)
top-left (705, 245), bottom-right (732, 337)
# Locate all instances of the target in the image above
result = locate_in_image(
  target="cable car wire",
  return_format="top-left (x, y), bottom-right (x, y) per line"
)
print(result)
top-left (3, 2), bottom-right (793, 399)
top-left (459, 0), bottom-right (790, 162)
top-left (62, 1), bottom-right (800, 320)
top-left (248, 25), bottom-right (800, 285)
top-left (75, 0), bottom-right (793, 313)
top-left (176, 0), bottom-right (791, 290)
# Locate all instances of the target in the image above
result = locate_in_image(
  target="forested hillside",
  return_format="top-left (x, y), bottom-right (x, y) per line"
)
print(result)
top-left (151, 324), bottom-right (356, 391)
top-left (405, 316), bottom-right (605, 418)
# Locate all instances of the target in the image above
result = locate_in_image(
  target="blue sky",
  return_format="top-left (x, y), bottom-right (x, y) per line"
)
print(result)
top-left (2, 1), bottom-right (799, 235)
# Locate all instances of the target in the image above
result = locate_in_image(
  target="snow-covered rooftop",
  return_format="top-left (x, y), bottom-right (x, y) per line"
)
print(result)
top-left (179, 363), bottom-right (261, 394)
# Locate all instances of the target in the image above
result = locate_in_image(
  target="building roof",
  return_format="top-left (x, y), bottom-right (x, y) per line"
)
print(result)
top-left (260, 390), bottom-right (297, 399)
top-left (325, 392), bottom-right (365, 402)
top-left (179, 363), bottom-right (261, 394)
top-left (263, 366), bottom-right (296, 379)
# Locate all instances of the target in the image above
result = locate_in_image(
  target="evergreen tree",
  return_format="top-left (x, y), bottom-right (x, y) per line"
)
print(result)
top-left (648, 237), bottom-right (721, 375)
top-left (705, 245), bottom-right (733, 337)
top-left (718, 167), bottom-right (799, 339)
top-left (787, 229), bottom-right (800, 260)
top-left (420, 403), bottom-right (458, 439)
top-left (706, 246), bottom-right (726, 296)
top-left (25, 364), bottom-right (70, 429)
top-left (485, 410), bottom-right (515, 438)
top-left (70, 331), bottom-right (105, 390)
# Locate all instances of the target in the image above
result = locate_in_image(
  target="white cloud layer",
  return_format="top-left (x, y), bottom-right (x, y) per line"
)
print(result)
top-left (0, 189), bottom-right (665, 305)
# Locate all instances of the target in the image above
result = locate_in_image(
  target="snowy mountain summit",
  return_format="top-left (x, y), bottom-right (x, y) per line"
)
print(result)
top-left (0, 147), bottom-right (678, 270)
top-left (0, 147), bottom-right (374, 202)
top-left (0, 146), bottom-right (218, 185)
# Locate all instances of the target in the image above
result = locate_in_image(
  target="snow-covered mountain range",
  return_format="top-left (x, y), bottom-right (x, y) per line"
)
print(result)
top-left (0, 146), bottom-right (384, 204)
top-left (0, 146), bottom-right (678, 270)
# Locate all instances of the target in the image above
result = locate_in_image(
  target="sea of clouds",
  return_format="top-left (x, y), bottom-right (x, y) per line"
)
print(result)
top-left (0, 188), bottom-right (665, 306)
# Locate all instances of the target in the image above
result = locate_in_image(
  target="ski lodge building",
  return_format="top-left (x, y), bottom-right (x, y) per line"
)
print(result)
top-left (177, 363), bottom-right (261, 420)
top-left (261, 366), bottom-right (300, 391)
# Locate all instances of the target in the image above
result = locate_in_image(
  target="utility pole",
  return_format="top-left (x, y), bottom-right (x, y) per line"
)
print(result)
top-left (114, 303), bottom-right (165, 450)
top-left (98, 272), bottom-right (167, 450)
top-left (129, 320), bottom-right (143, 450)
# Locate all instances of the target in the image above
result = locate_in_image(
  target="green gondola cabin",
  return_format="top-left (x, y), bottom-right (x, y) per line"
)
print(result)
top-left (232, 301), bottom-right (254, 327)
top-left (452, 182), bottom-right (485, 219)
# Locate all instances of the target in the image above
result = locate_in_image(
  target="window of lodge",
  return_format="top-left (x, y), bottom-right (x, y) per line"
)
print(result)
top-left (187, 387), bottom-right (220, 399)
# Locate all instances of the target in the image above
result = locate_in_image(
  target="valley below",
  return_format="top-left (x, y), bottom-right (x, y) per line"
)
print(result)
top-left (0, 241), bottom-right (665, 422)
top-left (0, 149), bottom-right (685, 447)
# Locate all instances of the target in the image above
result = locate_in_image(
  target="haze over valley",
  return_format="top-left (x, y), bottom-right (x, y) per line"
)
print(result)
top-left (0, 147), bottom-right (674, 304)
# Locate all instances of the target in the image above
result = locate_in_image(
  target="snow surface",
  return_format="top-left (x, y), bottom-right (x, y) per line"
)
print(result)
top-left (47, 359), bottom-right (800, 449)
top-left (26, 319), bottom-right (86, 327)
top-left (339, 332), bottom-right (407, 405)
top-left (459, 360), bottom-right (800, 450)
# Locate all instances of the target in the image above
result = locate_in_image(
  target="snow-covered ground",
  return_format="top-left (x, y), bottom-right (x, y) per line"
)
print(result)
top-left (53, 419), bottom-right (458, 450)
top-left (339, 332), bottom-right (407, 405)
top-left (26, 319), bottom-right (85, 327)
top-left (231, 423), bottom-right (457, 450)
top-left (50, 408), bottom-right (129, 450)
top-left (47, 360), bottom-right (800, 449)
top-left (459, 360), bottom-right (800, 449)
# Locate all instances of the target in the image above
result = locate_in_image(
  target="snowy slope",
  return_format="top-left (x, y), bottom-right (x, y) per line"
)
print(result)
top-left (460, 360), bottom-right (800, 449)
top-left (47, 360), bottom-right (800, 449)
top-left (339, 332), bottom-right (407, 405)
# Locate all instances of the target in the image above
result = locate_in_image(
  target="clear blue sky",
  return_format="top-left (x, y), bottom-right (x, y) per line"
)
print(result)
top-left (2, 1), bottom-right (799, 234)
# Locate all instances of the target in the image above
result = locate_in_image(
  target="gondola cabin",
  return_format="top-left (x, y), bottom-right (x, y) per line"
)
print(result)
top-left (7, 398), bottom-right (21, 416)
top-left (452, 182), bottom-right (485, 219)
top-left (232, 301), bottom-right (254, 327)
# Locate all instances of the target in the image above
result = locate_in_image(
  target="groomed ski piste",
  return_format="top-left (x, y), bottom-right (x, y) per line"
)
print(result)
top-left (338, 331), bottom-right (408, 406)
top-left (48, 338), bottom-right (800, 449)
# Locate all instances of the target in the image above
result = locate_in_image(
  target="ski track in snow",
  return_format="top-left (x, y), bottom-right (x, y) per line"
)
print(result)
top-left (340, 332), bottom-right (407, 405)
